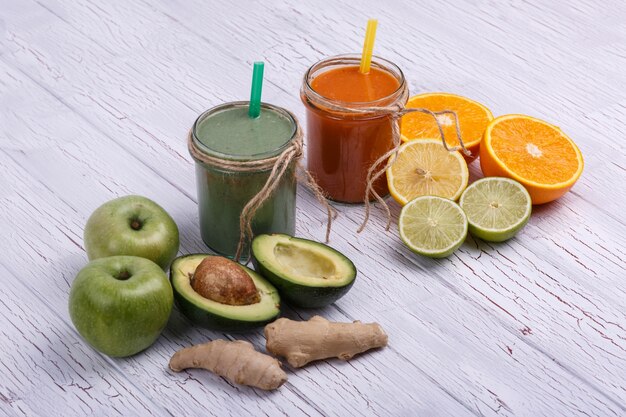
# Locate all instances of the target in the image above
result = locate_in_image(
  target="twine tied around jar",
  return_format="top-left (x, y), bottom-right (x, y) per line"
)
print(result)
top-left (187, 126), bottom-right (336, 262)
top-left (317, 88), bottom-right (471, 233)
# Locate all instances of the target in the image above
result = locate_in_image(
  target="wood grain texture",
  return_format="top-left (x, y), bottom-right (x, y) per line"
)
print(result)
top-left (0, 0), bottom-right (624, 416)
top-left (0, 61), bottom-right (479, 417)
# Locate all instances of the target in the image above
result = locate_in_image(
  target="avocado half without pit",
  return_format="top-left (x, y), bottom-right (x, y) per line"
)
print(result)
top-left (251, 234), bottom-right (357, 308)
top-left (170, 254), bottom-right (280, 331)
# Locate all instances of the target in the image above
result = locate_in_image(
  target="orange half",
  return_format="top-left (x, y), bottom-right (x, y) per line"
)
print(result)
top-left (401, 92), bottom-right (494, 162)
top-left (480, 114), bottom-right (584, 204)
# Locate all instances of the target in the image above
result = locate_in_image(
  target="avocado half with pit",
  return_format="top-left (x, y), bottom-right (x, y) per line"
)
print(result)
top-left (251, 234), bottom-right (357, 308)
top-left (170, 254), bottom-right (280, 331)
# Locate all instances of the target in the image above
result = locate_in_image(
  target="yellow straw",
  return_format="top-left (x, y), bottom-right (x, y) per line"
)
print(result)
top-left (359, 19), bottom-right (378, 74)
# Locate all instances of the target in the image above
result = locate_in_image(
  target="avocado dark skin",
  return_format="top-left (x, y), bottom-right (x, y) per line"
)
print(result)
top-left (170, 254), bottom-right (280, 332)
top-left (251, 234), bottom-right (357, 308)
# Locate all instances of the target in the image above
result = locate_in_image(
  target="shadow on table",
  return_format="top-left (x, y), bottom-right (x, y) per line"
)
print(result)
top-left (59, 252), bottom-right (89, 286)
top-left (174, 206), bottom-right (210, 255)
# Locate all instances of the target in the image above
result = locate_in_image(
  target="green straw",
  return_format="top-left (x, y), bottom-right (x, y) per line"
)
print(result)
top-left (249, 61), bottom-right (264, 118)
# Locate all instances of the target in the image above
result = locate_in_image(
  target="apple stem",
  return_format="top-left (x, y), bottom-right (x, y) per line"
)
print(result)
top-left (130, 219), bottom-right (142, 230)
top-left (116, 270), bottom-right (132, 280)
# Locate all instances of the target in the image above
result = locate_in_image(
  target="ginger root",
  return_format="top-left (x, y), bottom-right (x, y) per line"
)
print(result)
top-left (169, 339), bottom-right (287, 390)
top-left (264, 316), bottom-right (388, 368)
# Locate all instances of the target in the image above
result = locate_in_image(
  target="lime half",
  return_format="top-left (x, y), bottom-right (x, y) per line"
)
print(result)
top-left (399, 196), bottom-right (468, 258)
top-left (459, 177), bottom-right (531, 242)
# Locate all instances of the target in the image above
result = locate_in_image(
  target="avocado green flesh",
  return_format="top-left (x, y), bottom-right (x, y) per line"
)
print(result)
top-left (251, 234), bottom-right (356, 308)
top-left (170, 254), bottom-right (280, 331)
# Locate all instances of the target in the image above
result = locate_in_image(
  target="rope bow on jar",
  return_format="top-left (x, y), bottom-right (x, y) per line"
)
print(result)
top-left (315, 87), bottom-right (470, 232)
top-left (187, 123), bottom-right (336, 262)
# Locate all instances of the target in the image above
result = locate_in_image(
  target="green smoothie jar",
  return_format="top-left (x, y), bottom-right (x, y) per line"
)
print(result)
top-left (190, 101), bottom-right (298, 259)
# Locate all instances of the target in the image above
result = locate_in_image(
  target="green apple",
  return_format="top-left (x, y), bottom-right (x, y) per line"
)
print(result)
top-left (69, 256), bottom-right (173, 357)
top-left (84, 195), bottom-right (179, 270)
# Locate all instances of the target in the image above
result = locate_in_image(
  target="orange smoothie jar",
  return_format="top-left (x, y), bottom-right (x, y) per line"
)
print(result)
top-left (301, 54), bottom-right (408, 203)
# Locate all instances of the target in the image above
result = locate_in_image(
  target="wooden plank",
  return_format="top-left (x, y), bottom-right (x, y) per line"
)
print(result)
top-left (0, 62), bottom-right (475, 416)
top-left (0, 262), bottom-right (172, 417)
top-left (1, 0), bottom-right (625, 415)
top-left (6, 3), bottom-right (623, 392)
top-left (0, 62), bottom-right (325, 416)
top-left (3, 0), bottom-right (625, 216)
top-left (1, 61), bottom-right (624, 416)
top-left (3, 0), bottom-right (623, 290)
top-left (2, 141), bottom-right (623, 416)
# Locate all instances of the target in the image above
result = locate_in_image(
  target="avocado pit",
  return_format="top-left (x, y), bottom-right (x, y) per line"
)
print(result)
top-left (191, 256), bottom-right (260, 306)
top-left (170, 254), bottom-right (281, 331)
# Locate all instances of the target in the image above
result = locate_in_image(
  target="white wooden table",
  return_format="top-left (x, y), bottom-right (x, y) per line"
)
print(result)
top-left (1, 1), bottom-right (625, 416)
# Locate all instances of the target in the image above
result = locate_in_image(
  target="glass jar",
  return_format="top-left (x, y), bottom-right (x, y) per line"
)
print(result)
top-left (190, 102), bottom-right (298, 258)
top-left (301, 54), bottom-right (408, 203)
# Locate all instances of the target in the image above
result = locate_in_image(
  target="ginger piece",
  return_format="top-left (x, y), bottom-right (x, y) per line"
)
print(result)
top-left (169, 339), bottom-right (287, 390)
top-left (264, 316), bottom-right (388, 367)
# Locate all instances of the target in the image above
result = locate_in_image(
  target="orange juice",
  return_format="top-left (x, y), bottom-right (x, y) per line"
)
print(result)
top-left (301, 55), bottom-right (407, 203)
top-left (311, 66), bottom-right (400, 102)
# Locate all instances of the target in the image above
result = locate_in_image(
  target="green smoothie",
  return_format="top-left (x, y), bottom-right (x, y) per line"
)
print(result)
top-left (194, 105), bottom-right (294, 158)
top-left (191, 102), bottom-right (298, 258)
